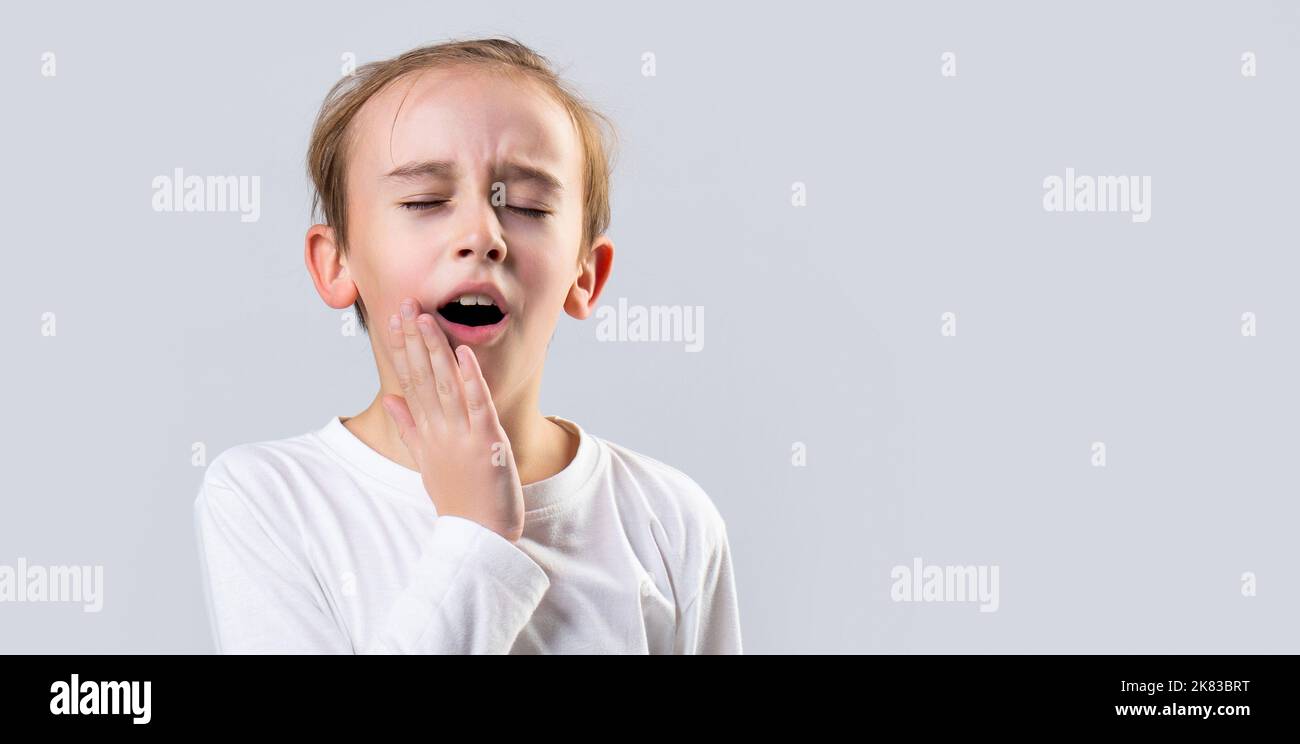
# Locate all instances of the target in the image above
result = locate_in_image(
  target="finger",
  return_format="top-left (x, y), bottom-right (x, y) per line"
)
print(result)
top-left (386, 312), bottom-right (426, 424)
top-left (417, 312), bottom-right (468, 431)
top-left (400, 299), bottom-right (444, 427)
top-left (455, 344), bottom-right (500, 432)
top-left (380, 394), bottom-right (418, 448)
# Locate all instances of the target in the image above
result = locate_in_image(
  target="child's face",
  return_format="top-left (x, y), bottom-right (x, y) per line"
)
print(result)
top-left (338, 66), bottom-right (603, 403)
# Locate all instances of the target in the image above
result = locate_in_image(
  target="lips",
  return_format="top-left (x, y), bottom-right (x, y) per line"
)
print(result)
top-left (435, 311), bottom-right (510, 346)
top-left (432, 280), bottom-right (511, 346)
top-left (434, 281), bottom-right (509, 314)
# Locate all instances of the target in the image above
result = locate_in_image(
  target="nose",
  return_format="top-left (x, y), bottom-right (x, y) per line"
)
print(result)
top-left (446, 197), bottom-right (508, 263)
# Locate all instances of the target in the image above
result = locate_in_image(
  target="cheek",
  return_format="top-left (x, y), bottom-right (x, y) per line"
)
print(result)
top-left (351, 246), bottom-right (428, 319)
top-left (355, 209), bottom-right (426, 279)
top-left (515, 249), bottom-right (576, 313)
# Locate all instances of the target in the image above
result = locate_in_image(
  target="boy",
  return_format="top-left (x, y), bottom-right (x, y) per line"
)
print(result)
top-left (192, 38), bottom-right (742, 653)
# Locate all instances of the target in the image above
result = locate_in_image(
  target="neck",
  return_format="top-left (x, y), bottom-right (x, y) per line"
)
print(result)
top-left (343, 370), bottom-right (577, 486)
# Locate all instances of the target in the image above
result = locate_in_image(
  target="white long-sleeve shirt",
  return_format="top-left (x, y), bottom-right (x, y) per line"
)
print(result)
top-left (192, 415), bottom-right (741, 654)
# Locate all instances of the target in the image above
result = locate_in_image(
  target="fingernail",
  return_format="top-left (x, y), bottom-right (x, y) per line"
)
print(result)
top-left (388, 314), bottom-right (400, 331)
top-left (400, 301), bottom-right (414, 320)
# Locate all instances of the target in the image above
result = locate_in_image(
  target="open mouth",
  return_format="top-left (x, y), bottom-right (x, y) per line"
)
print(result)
top-left (437, 294), bottom-right (506, 327)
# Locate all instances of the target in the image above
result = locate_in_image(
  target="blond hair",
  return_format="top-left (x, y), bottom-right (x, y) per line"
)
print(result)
top-left (306, 37), bottom-right (617, 331)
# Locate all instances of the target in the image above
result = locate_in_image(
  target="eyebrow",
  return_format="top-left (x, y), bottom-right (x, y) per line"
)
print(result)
top-left (496, 162), bottom-right (564, 195)
top-left (382, 159), bottom-right (564, 195)
top-left (382, 159), bottom-right (457, 182)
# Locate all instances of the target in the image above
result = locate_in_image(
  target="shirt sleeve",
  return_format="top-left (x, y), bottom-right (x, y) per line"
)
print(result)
top-left (674, 526), bottom-right (743, 654)
top-left (193, 479), bottom-right (551, 654)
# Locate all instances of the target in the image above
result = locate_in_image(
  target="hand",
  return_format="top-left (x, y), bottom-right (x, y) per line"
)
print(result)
top-left (380, 297), bottom-right (526, 543)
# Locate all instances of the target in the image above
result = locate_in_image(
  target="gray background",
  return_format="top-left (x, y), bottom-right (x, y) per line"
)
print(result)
top-left (3, 0), bottom-right (1298, 652)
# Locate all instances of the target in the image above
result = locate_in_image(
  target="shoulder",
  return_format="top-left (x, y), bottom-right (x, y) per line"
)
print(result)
top-left (593, 435), bottom-right (730, 555)
top-left (202, 429), bottom-right (323, 490)
top-left (193, 425), bottom-right (330, 531)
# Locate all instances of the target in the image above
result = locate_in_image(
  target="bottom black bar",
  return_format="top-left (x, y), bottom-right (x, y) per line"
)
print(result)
top-left (0, 654), bottom-right (1288, 731)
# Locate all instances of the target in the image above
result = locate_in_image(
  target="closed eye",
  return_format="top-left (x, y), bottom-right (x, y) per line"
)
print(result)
top-left (400, 200), bottom-right (447, 212)
top-left (506, 205), bottom-right (549, 219)
top-left (399, 201), bottom-right (547, 219)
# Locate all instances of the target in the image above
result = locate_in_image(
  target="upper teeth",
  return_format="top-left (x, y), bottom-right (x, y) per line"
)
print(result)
top-left (457, 294), bottom-right (495, 306)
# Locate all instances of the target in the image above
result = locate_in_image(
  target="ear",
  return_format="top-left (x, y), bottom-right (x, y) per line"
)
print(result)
top-left (304, 223), bottom-right (359, 311)
top-left (564, 235), bottom-right (614, 320)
